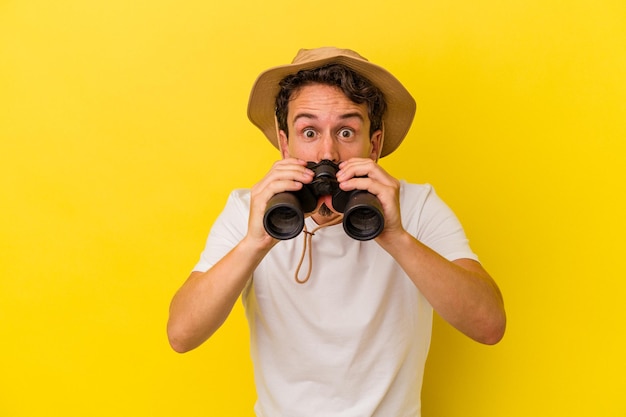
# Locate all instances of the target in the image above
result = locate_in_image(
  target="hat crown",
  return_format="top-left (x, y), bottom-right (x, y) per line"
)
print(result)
top-left (292, 47), bottom-right (368, 65)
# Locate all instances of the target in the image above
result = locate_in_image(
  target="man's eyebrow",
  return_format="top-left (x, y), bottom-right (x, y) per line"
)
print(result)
top-left (339, 112), bottom-right (365, 121)
top-left (292, 113), bottom-right (317, 123)
top-left (292, 112), bottom-right (365, 123)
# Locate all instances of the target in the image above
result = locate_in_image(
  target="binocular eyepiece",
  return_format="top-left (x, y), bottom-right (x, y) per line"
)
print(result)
top-left (263, 160), bottom-right (384, 241)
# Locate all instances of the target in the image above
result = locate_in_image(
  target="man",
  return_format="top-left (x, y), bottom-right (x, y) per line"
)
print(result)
top-left (168, 47), bottom-right (506, 416)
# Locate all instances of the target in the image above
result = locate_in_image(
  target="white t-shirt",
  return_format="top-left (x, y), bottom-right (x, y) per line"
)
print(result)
top-left (194, 181), bottom-right (478, 417)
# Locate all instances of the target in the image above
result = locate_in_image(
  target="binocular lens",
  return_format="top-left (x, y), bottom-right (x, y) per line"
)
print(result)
top-left (263, 193), bottom-right (305, 240)
top-left (344, 205), bottom-right (384, 241)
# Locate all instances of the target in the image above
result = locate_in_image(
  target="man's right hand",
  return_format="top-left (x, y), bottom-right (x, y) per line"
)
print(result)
top-left (246, 158), bottom-right (314, 246)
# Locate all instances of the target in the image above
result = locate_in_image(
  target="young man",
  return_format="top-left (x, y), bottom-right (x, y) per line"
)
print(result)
top-left (168, 47), bottom-right (506, 416)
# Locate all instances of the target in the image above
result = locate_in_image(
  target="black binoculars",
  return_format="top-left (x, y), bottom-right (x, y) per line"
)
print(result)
top-left (263, 160), bottom-right (384, 241)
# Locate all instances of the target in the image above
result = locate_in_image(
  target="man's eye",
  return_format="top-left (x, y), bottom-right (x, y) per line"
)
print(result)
top-left (303, 129), bottom-right (316, 138)
top-left (339, 129), bottom-right (354, 139)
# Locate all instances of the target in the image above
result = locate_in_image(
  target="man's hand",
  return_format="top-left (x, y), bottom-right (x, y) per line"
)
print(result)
top-left (247, 158), bottom-right (314, 245)
top-left (336, 158), bottom-right (404, 240)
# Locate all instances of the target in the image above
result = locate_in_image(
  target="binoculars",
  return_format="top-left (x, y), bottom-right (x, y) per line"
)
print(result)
top-left (263, 160), bottom-right (384, 241)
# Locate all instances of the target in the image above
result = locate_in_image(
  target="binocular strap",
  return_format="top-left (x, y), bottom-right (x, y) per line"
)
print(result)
top-left (294, 216), bottom-right (344, 284)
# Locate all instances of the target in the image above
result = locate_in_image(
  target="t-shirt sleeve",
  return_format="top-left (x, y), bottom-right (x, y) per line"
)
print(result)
top-left (401, 182), bottom-right (479, 262)
top-left (192, 189), bottom-right (250, 272)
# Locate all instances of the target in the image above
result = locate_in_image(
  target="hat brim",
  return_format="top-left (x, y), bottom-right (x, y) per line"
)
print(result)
top-left (247, 52), bottom-right (416, 158)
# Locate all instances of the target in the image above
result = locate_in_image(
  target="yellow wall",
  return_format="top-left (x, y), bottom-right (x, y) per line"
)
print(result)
top-left (1, 1), bottom-right (624, 415)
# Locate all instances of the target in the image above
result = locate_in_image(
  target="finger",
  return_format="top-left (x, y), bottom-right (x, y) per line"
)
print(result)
top-left (337, 159), bottom-right (395, 187)
top-left (255, 160), bottom-right (313, 191)
top-left (339, 176), bottom-right (393, 197)
top-left (251, 160), bottom-right (314, 212)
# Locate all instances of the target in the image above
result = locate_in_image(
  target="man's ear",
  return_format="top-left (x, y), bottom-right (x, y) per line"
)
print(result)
top-left (369, 128), bottom-right (384, 161)
top-left (278, 129), bottom-right (290, 159)
top-left (275, 115), bottom-right (290, 159)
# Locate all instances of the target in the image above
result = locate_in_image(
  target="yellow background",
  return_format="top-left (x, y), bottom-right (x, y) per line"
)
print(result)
top-left (1, 0), bottom-right (625, 415)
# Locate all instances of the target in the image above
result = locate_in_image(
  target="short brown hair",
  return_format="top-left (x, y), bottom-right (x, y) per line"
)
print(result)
top-left (275, 63), bottom-right (387, 138)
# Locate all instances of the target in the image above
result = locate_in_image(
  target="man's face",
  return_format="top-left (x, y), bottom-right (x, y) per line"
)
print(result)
top-left (278, 84), bottom-right (382, 163)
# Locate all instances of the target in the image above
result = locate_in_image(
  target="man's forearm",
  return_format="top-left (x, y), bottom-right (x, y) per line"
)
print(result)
top-left (167, 237), bottom-right (271, 352)
top-left (377, 231), bottom-right (506, 344)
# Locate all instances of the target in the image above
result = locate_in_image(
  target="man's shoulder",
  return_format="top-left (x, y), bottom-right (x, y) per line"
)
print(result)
top-left (399, 180), bottom-right (432, 192)
top-left (218, 188), bottom-right (252, 217)
top-left (228, 188), bottom-right (251, 201)
top-left (399, 180), bottom-right (435, 202)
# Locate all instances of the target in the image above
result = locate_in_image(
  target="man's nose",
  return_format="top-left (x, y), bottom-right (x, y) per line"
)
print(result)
top-left (317, 133), bottom-right (340, 162)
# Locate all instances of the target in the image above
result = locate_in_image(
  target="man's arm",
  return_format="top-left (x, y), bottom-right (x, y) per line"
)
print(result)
top-left (337, 158), bottom-right (506, 344)
top-left (377, 233), bottom-right (506, 344)
top-left (167, 158), bottom-right (314, 353)
top-left (167, 236), bottom-right (271, 353)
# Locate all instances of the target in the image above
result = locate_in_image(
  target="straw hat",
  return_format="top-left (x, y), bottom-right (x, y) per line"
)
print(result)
top-left (247, 47), bottom-right (416, 158)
